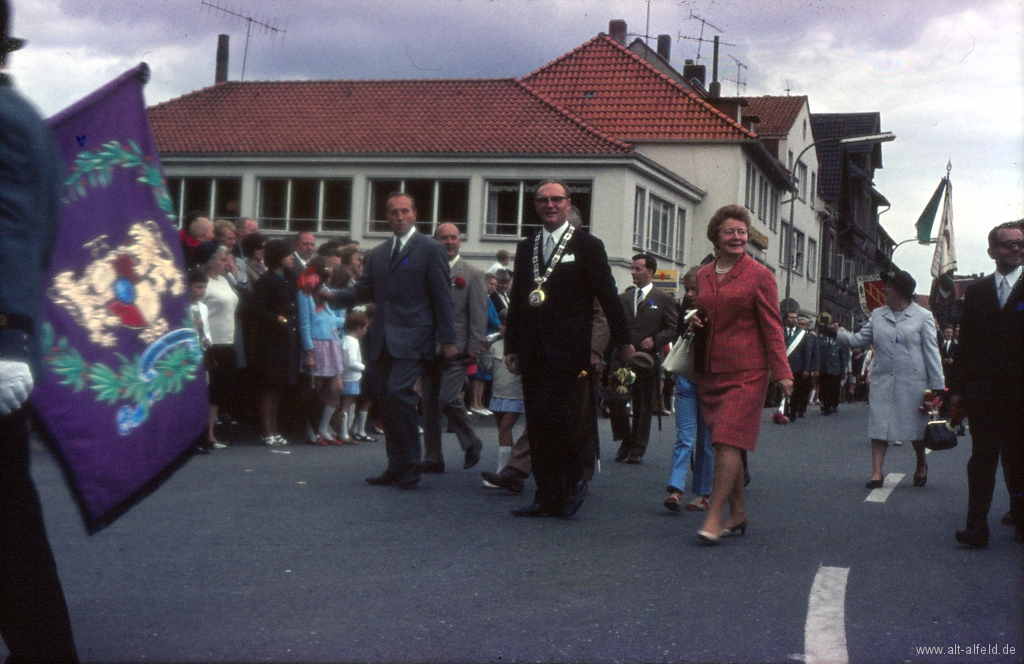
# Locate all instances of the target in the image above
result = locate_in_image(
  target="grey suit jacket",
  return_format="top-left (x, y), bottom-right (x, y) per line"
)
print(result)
top-left (450, 257), bottom-right (488, 355)
top-left (333, 231), bottom-right (456, 362)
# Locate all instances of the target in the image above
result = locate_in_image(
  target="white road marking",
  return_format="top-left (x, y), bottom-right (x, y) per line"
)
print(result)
top-left (864, 473), bottom-right (905, 503)
top-left (805, 566), bottom-right (850, 664)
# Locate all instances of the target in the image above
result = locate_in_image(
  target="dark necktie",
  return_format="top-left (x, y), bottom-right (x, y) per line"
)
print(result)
top-left (635, 288), bottom-right (644, 315)
top-left (391, 238), bottom-right (401, 265)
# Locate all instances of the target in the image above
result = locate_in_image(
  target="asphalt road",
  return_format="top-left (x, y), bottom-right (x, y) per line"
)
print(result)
top-left (18, 401), bottom-right (1023, 663)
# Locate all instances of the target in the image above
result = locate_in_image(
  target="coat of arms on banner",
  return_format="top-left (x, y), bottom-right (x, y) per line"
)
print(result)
top-left (857, 274), bottom-right (886, 317)
top-left (44, 220), bottom-right (200, 435)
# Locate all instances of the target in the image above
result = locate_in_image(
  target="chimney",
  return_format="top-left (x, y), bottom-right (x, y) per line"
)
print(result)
top-left (708, 35), bottom-right (721, 98)
top-left (215, 34), bottom-right (229, 85)
top-left (609, 20), bottom-right (627, 45)
top-left (682, 59), bottom-right (706, 87)
top-left (656, 34), bottom-right (671, 61)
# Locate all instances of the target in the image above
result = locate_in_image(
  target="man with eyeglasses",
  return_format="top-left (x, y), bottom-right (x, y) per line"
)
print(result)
top-left (952, 220), bottom-right (1024, 547)
top-left (503, 179), bottom-right (634, 517)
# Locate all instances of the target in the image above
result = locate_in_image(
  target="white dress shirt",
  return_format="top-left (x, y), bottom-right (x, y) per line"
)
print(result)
top-left (995, 265), bottom-right (1022, 308)
top-left (542, 221), bottom-right (570, 263)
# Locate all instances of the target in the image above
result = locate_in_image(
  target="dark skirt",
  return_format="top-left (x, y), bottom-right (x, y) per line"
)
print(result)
top-left (207, 344), bottom-right (236, 408)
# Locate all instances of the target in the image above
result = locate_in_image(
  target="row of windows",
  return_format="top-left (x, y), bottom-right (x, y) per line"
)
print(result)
top-left (744, 163), bottom-right (780, 232)
top-left (778, 222), bottom-right (818, 281)
top-left (633, 187), bottom-right (686, 263)
top-left (166, 177), bottom-right (592, 238)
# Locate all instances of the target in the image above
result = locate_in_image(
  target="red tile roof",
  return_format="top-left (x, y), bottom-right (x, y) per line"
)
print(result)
top-left (743, 96), bottom-right (808, 137)
top-left (148, 79), bottom-right (631, 155)
top-left (520, 35), bottom-right (756, 142)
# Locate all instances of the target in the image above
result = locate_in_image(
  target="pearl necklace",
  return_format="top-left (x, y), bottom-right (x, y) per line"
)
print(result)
top-left (714, 261), bottom-right (736, 274)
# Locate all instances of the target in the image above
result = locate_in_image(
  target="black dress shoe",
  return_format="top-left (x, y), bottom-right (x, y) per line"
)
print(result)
top-left (481, 468), bottom-right (525, 494)
top-left (865, 478), bottom-right (884, 489)
top-left (955, 529), bottom-right (989, 548)
top-left (625, 452), bottom-right (642, 464)
top-left (397, 471), bottom-right (420, 490)
top-left (421, 461), bottom-right (445, 474)
top-left (366, 469), bottom-right (402, 486)
top-left (464, 442), bottom-right (482, 469)
top-left (558, 480), bottom-right (588, 517)
top-left (511, 502), bottom-right (556, 517)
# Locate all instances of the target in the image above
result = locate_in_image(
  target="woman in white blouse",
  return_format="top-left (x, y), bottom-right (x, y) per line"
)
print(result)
top-left (201, 244), bottom-right (240, 449)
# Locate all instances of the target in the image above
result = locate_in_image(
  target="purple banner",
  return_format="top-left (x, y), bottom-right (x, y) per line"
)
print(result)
top-left (37, 63), bottom-right (206, 526)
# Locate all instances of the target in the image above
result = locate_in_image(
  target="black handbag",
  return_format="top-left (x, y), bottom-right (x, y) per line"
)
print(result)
top-left (923, 420), bottom-right (958, 451)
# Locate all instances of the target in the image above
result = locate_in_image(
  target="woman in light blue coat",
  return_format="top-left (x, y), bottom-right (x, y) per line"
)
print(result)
top-left (831, 271), bottom-right (944, 489)
top-left (298, 257), bottom-right (345, 444)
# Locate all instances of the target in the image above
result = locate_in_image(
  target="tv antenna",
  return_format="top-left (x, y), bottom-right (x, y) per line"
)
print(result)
top-left (201, 0), bottom-right (287, 81)
top-left (723, 55), bottom-right (748, 96)
top-left (784, 79), bottom-right (793, 96)
top-left (678, 11), bottom-right (733, 63)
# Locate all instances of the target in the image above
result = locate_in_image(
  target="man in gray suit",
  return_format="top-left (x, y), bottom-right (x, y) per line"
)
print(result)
top-left (421, 223), bottom-right (486, 473)
top-left (328, 193), bottom-right (457, 489)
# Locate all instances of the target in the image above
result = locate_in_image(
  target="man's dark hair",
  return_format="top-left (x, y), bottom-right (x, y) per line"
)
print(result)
top-left (943, 324), bottom-right (954, 331)
top-left (988, 220), bottom-right (1024, 247)
top-left (632, 253), bottom-right (657, 273)
top-left (494, 268), bottom-right (512, 281)
top-left (533, 179), bottom-right (570, 199)
top-left (242, 231), bottom-right (266, 257)
top-left (386, 191), bottom-right (416, 212)
top-left (264, 239), bottom-right (291, 270)
top-left (187, 269), bottom-right (208, 285)
top-left (293, 231), bottom-right (315, 247)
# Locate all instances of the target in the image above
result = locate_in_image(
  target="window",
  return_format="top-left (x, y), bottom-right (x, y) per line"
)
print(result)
top-left (484, 180), bottom-right (591, 238)
top-left (810, 172), bottom-right (816, 206)
top-left (768, 189), bottom-right (779, 232)
top-left (802, 119), bottom-right (808, 141)
top-left (648, 196), bottom-right (674, 257)
top-left (633, 187), bottom-right (647, 249)
top-left (369, 179), bottom-right (469, 236)
top-left (166, 177), bottom-right (242, 228)
top-left (807, 238), bottom-right (818, 281)
top-left (257, 178), bottom-right (353, 233)
top-left (793, 229), bottom-right (805, 275)
top-left (796, 162), bottom-right (809, 202)
top-left (788, 150), bottom-right (794, 173)
top-left (757, 176), bottom-right (767, 220)
top-left (744, 163), bottom-right (755, 210)
top-left (675, 208), bottom-right (687, 262)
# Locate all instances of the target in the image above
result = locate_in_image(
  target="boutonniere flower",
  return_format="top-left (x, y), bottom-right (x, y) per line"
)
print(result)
top-left (453, 276), bottom-right (466, 288)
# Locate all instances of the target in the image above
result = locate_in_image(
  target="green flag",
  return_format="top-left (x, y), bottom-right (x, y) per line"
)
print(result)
top-left (915, 178), bottom-right (947, 244)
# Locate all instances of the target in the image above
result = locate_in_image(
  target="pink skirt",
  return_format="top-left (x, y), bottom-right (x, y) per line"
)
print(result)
top-left (311, 338), bottom-right (344, 377)
top-left (697, 369), bottom-right (770, 451)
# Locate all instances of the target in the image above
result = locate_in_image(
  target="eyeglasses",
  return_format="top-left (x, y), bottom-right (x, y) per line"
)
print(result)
top-left (993, 240), bottom-right (1024, 250)
top-left (535, 196), bottom-right (568, 205)
top-left (719, 228), bottom-right (749, 238)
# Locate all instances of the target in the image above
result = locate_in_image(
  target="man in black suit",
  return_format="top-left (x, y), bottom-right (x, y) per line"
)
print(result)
top-left (285, 231), bottom-right (316, 284)
top-left (952, 220), bottom-right (1024, 547)
top-left (782, 309), bottom-right (819, 420)
top-left (329, 192), bottom-right (457, 489)
top-left (0, 3), bottom-right (78, 656)
top-left (490, 269), bottom-right (511, 314)
top-left (504, 179), bottom-right (633, 517)
top-left (938, 324), bottom-right (958, 388)
top-left (610, 253), bottom-right (677, 463)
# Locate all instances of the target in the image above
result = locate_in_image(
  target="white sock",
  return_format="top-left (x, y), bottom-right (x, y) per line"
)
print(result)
top-left (354, 409), bottom-right (368, 436)
top-left (347, 404), bottom-right (357, 436)
top-left (319, 407), bottom-right (337, 440)
top-left (338, 410), bottom-right (350, 440)
top-left (497, 446), bottom-right (511, 473)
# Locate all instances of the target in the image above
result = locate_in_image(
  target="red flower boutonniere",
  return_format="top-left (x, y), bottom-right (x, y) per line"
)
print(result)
top-left (453, 276), bottom-right (466, 288)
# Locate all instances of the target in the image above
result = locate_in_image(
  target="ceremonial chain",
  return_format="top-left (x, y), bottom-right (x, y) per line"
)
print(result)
top-left (528, 225), bottom-right (575, 307)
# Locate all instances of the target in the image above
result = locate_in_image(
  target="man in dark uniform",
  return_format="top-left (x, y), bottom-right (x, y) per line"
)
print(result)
top-left (938, 324), bottom-right (958, 388)
top-left (503, 179), bottom-right (633, 517)
top-left (0, 1), bottom-right (79, 657)
top-left (782, 309), bottom-right (818, 420)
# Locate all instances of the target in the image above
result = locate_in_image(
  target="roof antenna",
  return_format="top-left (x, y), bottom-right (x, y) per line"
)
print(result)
top-left (724, 55), bottom-right (748, 96)
top-left (679, 11), bottom-right (733, 64)
top-left (202, 0), bottom-right (286, 81)
top-left (784, 79), bottom-right (793, 96)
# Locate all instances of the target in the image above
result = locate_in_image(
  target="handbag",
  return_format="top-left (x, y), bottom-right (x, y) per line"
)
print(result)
top-left (923, 420), bottom-right (958, 451)
top-left (663, 331), bottom-right (695, 380)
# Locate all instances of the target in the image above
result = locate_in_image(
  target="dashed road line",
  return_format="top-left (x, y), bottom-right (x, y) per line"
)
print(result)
top-left (865, 473), bottom-right (905, 503)
top-left (805, 565), bottom-right (850, 664)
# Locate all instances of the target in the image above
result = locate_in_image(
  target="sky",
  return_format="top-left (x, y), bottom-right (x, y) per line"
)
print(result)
top-left (7, 0), bottom-right (1023, 288)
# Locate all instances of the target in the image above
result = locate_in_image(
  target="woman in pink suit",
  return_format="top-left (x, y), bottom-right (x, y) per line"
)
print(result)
top-left (693, 205), bottom-right (793, 544)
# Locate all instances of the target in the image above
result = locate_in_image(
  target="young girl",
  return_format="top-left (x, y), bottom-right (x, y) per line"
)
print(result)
top-left (339, 311), bottom-right (369, 443)
top-left (298, 256), bottom-right (345, 445)
top-left (477, 310), bottom-right (525, 486)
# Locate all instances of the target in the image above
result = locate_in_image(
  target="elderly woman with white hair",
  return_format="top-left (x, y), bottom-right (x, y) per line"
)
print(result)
top-left (199, 242), bottom-right (240, 449)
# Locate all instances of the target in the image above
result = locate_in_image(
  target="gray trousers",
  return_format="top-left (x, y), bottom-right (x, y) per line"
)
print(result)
top-left (422, 359), bottom-right (481, 465)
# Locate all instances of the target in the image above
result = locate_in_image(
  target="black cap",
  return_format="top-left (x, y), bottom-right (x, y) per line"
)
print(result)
top-left (1, 0), bottom-right (26, 55)
top-left (880, 269), bottom-right (917, 300)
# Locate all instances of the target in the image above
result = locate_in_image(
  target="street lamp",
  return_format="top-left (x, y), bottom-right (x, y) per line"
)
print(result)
top-left (783, 131), bottom-right (896, 306)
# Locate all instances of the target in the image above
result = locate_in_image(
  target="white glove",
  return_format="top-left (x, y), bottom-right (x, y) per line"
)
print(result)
top-left (0, 360), bottom-right (34, 416)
